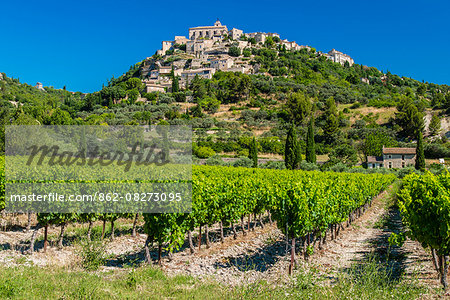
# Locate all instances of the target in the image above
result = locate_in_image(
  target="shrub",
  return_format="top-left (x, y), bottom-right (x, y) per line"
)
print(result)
top-left (194, 146), bottom-right (215, 159)
top-left (429, 163), bottom-right (448, 175)
top-left (328, 162), bottom-right (349, 173)
top-left (205, 155), bottom-right (225, 166)
top-left (396, 167), bottom-right (420, 179)
top-left (77, 239), bottom-right (106, 271)
top-left (260, 161), bottom-right (286, 170)
top-left (350, 102), bottom-right (361, 109)
top-left (424, 143), bottom-right (450, 159)
top-left (231, 157), bottom-right (253, 168)
top-left (299, 161), bottom-right (319, 171)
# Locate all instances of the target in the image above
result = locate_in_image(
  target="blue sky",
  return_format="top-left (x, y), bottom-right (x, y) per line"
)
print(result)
top-left (0, 0), bottom-right (448, 92)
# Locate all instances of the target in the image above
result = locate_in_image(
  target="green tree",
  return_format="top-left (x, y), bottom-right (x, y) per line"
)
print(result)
top-left (285, 124), bottom-right (301, 170)
top-left (264, 36), bottom-right (274, 48)
top-left (44, 108), bottom-right (73, 125)
top-left (416, 83), bottom-right (427, 96)
top-left (415, 131), bottom-right (425, 171)
top-left (328, 144), bottom-right (358, 167)
top-left (305, 116), bottom-right (316, 163)
top-left (171, 67), bottom-right (180, 93)
top-left (125, 78), bottom-right (144, 91)
top-left (431, 92), bottom-right (445, 107)
top-left (362, 130), bottom-right (397, 157)
top-left (248, 137), bottom-right (258, 168)
top-left (395, 97), bottom-right (424, 139)
top-left (429, 114), bottom-right (441, 136)
top-left (191, 75), bottom-right (206, 102)
top-left (228, 46), bottom-right (241, 57)
top-left (285, 91), bottom-right (312, 124)
top-left (199, 96), bottom-right (220, 114)
top-left (323, 97), bottom-right (339, 144)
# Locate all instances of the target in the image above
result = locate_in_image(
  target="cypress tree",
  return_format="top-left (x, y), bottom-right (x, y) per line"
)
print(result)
top-left (285, 124), bottom-right (301, 170)
top-left (171, 66), bottom-right (179, 93)
top-left (172, 76), bottom-right (179, 93)
top-left (305, 116), bottom-right (316, 163)
top-left (248, 137), bottom-right (258, 168)
top-left (415, 130), bottom-right (425, 171)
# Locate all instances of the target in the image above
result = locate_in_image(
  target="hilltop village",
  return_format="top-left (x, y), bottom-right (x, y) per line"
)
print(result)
top-left (141, 20), bottom-right (354, 93)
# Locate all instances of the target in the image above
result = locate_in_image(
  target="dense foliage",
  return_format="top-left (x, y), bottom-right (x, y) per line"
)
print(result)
top-left (397, 171), bottom-right (450, 289)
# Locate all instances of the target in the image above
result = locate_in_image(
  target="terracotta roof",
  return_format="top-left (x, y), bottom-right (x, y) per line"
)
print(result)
top-left (367, 156), bottom-right (383, 163)
top-left (382, 148), bottom-right (416, 154)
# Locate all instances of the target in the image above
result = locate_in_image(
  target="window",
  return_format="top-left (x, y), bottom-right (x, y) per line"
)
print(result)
top-left (402, 162), bottom-right (405, 168)
top-left (388, 162), bottom-right (392, 168)
top-left (388, 155), bottom-right (392, 159)
top-left (402, 155), bottom-right (405, 160)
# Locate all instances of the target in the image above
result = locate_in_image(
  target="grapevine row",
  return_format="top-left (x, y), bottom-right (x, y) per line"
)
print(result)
top-left (0, 159), bottom-right (395, 269)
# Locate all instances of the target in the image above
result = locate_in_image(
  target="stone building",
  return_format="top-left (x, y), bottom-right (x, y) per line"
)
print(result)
top-left (367, 147), bottom-right (416, 169)
top-left (35, 82), bottom-right (45, 91)
top-left (210, 56), bottom-right (234, 70)
top-left (145, 83), bottom-right (166, 93)
top-left (327, 49), bottom-right (354, 66)
top-left (180, 68), bottom-right (215, 86)
top-left (189, 20), bottom-right (228, 40)
top-left (161, 41), bottom-right (173, 54)
top-left (174, 36), bottom-right (189, 45)
top-left (229, 28), bottom-right (243, 40)
top-left (186, 39), bottom-right (214, 56)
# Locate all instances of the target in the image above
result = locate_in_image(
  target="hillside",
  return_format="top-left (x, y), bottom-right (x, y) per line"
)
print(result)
top-left (1, 21), bottom-right (449, 167)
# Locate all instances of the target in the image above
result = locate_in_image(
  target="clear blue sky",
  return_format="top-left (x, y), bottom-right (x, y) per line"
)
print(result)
top-left (0, 0), bottom-right (448, 93)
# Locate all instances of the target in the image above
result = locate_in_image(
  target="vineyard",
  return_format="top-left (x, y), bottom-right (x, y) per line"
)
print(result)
top-left (0, 158), bottom-right (394, 260)
top-left (1, 157), bottom-right (450, 297)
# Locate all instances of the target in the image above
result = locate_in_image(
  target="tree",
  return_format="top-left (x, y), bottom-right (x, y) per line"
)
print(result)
top-left (328, 144), bottom-right (358, 167)
top-left (191, 75), bottom-right (206, 102)
top-left (248, 137), bottom-right (258, 168)
top-left (395, 97), bottom-right (424, 139)
top-left (305, 116), bottom-right (316, 163)
top-left (125, 78), bottom-right (144, 91)
top-left (285, 91), bottom-right (312, 124)
top-left (361, 130), bottom-right (397, 158)
top-left (199, 96), bottom-right (220, 114)
top-left (429, 115), bottom-right (441, 136)
top-left (285, 124), bottom-right (301, 170)
top-left (228, 46), bottom-right (241, 57)
top-left (431, 92), bottom-right (445, 107)
top-left (417, 83), bottom-right (427, 96)
top-left (264, 36), bottom-right (274, 48)
top-left (415, 131), bottom-right (425, 171)
top-left (323, 97), bottom-right (339, 144)
top-left (44, 108), bottom-right (73, 125)
top-left (171, 67), bottom-right (180, 93)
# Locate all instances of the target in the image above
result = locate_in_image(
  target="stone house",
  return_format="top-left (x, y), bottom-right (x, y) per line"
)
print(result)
top-left (180, 68), bottom-right (215, 86)
top-left (210, 56), bottom-right (234, 70)
top-left (229, 28), bottom-right (243, 40)
top-left (145, 83), bottom-right (166, 93)
top-left (327, 49), bottom-right (354, 66)
top-left (35, 82), bottom-right (45, 91)
top-left (158, 66), bottom-right (172, 75)
top-left (174, 36), bottom-right (189, 45)
top-left (367, 147), bottom-right (416, 169)
top-left (186, 39), bottom-right (214, 56)
top-left (161, 41), bottom-right (173, 54)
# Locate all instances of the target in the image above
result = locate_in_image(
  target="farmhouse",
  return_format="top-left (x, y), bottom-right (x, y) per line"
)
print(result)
top-left (367, 147), bottom-right (416, 169)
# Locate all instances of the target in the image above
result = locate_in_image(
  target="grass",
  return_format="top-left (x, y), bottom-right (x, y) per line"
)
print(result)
top-left (0, 259), bottom-right (431, 300)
